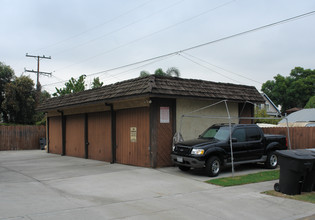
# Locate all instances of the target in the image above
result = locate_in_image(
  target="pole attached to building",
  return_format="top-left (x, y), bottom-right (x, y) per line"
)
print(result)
top-left (106, 103), bottom-right (116, 163)
top-left (46, 114), bottom-right (49, 153)
top-left (84, 113), bottom-right (89, 159)
top-left (58, 110), bottom-right (66, 156)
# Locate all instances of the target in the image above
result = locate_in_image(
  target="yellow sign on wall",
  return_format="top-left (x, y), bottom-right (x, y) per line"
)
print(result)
top-left (130, 127), bottom-right (137, 142)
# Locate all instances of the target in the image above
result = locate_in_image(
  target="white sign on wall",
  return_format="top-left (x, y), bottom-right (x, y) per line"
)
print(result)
top-left (160, 107), bottom-right (170, 123)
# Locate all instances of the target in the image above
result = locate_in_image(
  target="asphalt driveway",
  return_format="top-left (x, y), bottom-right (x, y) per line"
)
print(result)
top-left (0, 150), bottom-right (314, 220)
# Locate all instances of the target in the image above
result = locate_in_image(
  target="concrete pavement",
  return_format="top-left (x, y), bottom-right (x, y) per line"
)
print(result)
top-left (0, 150), bottom-right (314, 220)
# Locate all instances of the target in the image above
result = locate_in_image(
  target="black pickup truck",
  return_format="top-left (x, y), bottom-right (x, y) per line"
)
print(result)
top-left (171, 124), bottom-right (287, 177)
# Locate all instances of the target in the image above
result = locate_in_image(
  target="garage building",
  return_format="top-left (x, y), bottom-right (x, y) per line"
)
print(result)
top-left (38, 75), bottom-right (264, 167)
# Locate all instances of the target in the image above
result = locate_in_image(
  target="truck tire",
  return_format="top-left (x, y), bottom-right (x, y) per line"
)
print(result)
top-left (206, 156), bottom-right (221, 177)
top-left (265, 151), bottom-right (278, 169)
top-left (178, 165), bottom-right (190, 171)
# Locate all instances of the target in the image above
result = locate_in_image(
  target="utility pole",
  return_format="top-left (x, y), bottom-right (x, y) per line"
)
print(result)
top-left (25, 53), bottom-right (51, 92)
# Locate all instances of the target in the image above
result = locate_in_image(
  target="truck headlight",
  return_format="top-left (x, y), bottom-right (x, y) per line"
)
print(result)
top-left (172, 145), bottom-right (176, 151)
top-left (191, 149), bottom-right (204, 155)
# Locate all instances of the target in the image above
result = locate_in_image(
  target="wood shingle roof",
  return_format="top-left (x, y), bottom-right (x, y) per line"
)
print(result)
top-left (37, 75), bottom-right (264, 111)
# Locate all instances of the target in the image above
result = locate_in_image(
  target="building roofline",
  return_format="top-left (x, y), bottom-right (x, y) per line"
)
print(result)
top-left (38, 75), bottom-right (265, 111)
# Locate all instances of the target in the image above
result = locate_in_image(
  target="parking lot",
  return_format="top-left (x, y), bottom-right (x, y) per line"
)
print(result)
top-left (0, 150), bottom-right (314, 220)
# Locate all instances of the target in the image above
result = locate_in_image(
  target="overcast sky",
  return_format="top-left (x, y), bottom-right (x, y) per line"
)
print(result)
top-left (1, 0), bottom-right (315, 94)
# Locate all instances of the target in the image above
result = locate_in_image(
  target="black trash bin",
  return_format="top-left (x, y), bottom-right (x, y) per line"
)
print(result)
top-left (304, 149), bottom-right (315, 192)
top-left (275, 149), bottom-right (315, 195)
top-left (39, 138), bottom-right (46, 150)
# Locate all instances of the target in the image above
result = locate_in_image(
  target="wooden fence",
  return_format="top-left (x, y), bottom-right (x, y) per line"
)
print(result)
top-left (262, 127), bottom-right (315, 150)
top-left (0, 125), bottom-right (46, 151)
top-left (0, 125), bottom-right (313, 151)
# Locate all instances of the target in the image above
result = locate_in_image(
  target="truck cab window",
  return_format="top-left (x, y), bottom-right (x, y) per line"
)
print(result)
top-left (232, 128), bottom-right (246, 142)
top-left (246, 128), bottom-right (262, 141)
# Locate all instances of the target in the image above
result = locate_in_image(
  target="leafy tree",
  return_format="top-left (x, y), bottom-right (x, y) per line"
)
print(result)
top-left (92, 77), bottom-right (103, 89)
top-left (261, 67), bottom-right (315, 112)
top-left (305, 96), bottom-right (315, 108)
top-left (140, 67), bottom-right (180, 77)
top-left (2, 76), bottom-right (36, 124)
top-left (40, 90), bottom-right (51, 102)
top-left (53, 75), bottom-right (86, 97)
top-left (0, 62), bottom-right (15, 122)
top-left (140, 70), bottom-right (150, 77)
top-left (254, 107), bottom-right (280, 125)
top-left (34, 90), bottom-right (51, 125)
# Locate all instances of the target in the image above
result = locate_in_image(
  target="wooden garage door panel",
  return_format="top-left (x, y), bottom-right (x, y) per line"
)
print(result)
top-left (49, 116), bottom-right (62, 155)
top-left (156, 120), bottom-right (173, 167)
top-left (66, 114), bottom-right (85, 158)
top-left (116, 107), bottom-right (150, 167)
top-left (88, 112), bottom-right (112, 162)
top-left (156, 102), bottom-right (174, 167)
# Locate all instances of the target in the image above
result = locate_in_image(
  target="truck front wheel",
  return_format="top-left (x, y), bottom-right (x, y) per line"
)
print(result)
top-left (206, 156), bottom-right (221, 177)
top-left (265, 151), bottom-right (278, 169)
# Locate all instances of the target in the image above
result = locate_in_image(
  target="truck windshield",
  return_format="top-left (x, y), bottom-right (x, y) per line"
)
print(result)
top-left (199, 126), bottom-right (230, 141)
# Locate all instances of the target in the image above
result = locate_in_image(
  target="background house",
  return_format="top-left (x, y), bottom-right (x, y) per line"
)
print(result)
top-left (278, 108), bottom-right (315, 127)
top-left (259, 93), bottom-right (281, 117)
top-left (38, 75), bottom-right (264, 168)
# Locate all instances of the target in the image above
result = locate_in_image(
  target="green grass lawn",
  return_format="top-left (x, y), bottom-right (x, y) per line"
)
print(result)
top-left (206, 170), bottom-right (279, 187)
top-left (263, 191), bottom-right (315, 204)
top-left (206, 170), bottom-right (315, 204)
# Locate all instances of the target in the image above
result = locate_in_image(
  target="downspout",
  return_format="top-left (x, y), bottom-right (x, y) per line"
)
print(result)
top-left (57, 110), bottom-right (66, 156)
top-left (46, 114), bottom-right (49, 153)
top-left (106, 103), bottom-right (116, 163)
top-left (84, 113), bottom-right (89, 159)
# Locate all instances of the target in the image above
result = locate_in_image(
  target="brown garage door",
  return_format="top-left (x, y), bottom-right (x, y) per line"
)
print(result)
top-left (116, 107), bottom-right (150, 167)
top-left (66, 114), bottom-right (85, 158)
top-left (88, 112), bottom-right (112, 162)
top-left (48, 116), bottom-right (62, 155)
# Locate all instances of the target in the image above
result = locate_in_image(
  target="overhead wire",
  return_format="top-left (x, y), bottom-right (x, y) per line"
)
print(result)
top-left (42, 53), bottom-right (177, 88)
top-left (97, 53), bottom-right (179, 82)
top-left (51, 0), bottom-right (185, 57)
top-left (178, 53), bottom-right (242, 83)
top-left (44, 10), bottom-right (315, 89)
top-left (31, 0), bottom-right (153, 53)
top-left (53, 0), bottom-right (235, 72)
top-left (178, 10), bottom-right (315, 53)
top-left (16, 0), bottom-right (154, 78)
top-left (182, 52), bottom-right (263, 84)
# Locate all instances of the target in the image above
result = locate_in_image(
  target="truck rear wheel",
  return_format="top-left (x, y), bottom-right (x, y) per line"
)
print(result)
top-left (265, 151), bottom-right (278, 169)
top-left (206, 156), bottom-right (221, 177)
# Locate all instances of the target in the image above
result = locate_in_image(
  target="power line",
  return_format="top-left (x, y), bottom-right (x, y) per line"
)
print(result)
top-left (182, 52), bottom-right (263, 84)
top-left (54, 0), bottom-right (235, 72)
top-left (51, 0), bottom-right (184, 57)
top-left (31, 0), bottom-right (153, 53)
top-left (98, 53), bottom-right (178, 82)
top-left (45, 10), bottom-right (315, 88)
top-left (89, 10), bottom-right (315, 74)
top-left (178, 53), bottom-right (242, 83)
top-left (179, 10), bottom-right (315, 53)
top-left (43, 53), bottom-right (177, 88)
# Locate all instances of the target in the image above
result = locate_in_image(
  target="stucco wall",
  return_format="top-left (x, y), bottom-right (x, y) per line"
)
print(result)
top-left (176, 99), bottom-right (239, 140)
